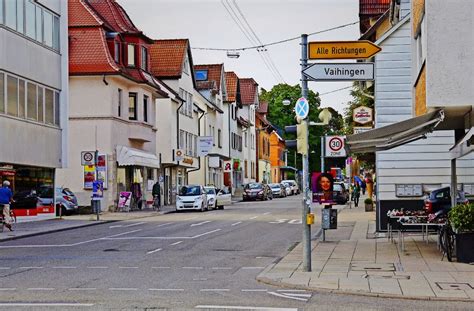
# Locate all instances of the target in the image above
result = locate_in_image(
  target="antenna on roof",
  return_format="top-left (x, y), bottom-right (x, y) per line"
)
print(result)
top-left (226, 51), bottom-right (240, 59)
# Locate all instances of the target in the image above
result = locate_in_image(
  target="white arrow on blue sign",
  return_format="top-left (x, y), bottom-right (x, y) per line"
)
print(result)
top-left (295, 97), bottom-right (309, 119)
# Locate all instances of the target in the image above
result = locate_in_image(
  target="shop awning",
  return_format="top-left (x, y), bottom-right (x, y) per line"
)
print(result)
top-left (450, 127), bottom-right (474, 158)
top-left (346, 109), bottom-right (444, 153)
top-left (116, 146), bottom-right (160, 168)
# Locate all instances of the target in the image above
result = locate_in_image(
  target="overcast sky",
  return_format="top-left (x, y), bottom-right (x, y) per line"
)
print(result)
top-left (120, 0), bottom-right (360, 114)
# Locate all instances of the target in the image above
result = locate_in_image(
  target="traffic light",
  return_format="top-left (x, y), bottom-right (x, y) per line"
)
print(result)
top-left (285, 123), bottom-right (308, 155)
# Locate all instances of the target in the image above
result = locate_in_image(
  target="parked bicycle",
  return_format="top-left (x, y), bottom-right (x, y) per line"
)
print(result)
top-left (439, 220), bottom-right (456, 262)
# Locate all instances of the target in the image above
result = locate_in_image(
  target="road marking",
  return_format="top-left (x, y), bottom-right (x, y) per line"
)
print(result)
top-left (268, 291), bottom-right (309, 302)
top-left (276, 289), bottom-right (308, 292)
top-left (149, 288), bottom-right (184, 291)
top-left (119, 266), bottom-right (139, 269)
top-left (109, 288), bottom-right (138, 291)
top-left (191, 220), bottom-right (212, 227)
top-left (249, 216), bottom-right (258, 220)
top-left (192, 228), bottom-right (221, 238)
top-left (51, 266), bottom-right (76, 269)
top-left (0, 288), bottom-right (16, 291)
top-left (241, 267), bottom-right (265, 270)
top-left (195, 306), bottom-right (297, 310)
top-left (122, 222), bottom-right (146, 228)
top-left (18, 266), bottom-right (43, 269)
top-left (170, 241), bottom-right (183, 246)
top-left (241, 289), bottom-right (268, 292)
top-left (156, 222), bottom-right (173, 227)
top-left (211, 267), bottom-right (232, 270)
top-left (152, 266), bottom-right (171, 269)
top-left (200, 289), bottom-right (230, 292)
top-left (105, 229), bottom-right (142, 238)
top-left (68, 288), bottom-right (97, 291)
top-left (231, 221), bottom-right (242, 226)
top-left (27, 288), bottom-right (55, 291)
top-left (0, 303), bottom-right (95, 307)
top-left (183, 267), bottom-right (203, 270)
top-left (87, 266), bottom-right (108, 269)
top-left (284, 293), bottom-right (312, 298)
top-left (147, 248), bottom-right (162, 254)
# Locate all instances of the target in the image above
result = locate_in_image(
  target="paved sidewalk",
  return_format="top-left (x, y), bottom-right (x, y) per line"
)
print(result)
top-left (257, 201), bottom-right (474, 301)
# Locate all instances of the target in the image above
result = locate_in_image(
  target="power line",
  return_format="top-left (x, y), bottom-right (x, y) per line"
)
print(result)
top-left (319, 86), bottom-right (352, 96)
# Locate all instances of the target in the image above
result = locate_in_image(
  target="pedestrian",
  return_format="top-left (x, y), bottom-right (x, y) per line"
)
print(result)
top-left (152, 181), bottom-right (161, 208)
top-left (353, 183), bottom-right (361, 207)
top-left (0, 180), bottom-right (14, 231)
top-left (361, 178), bottom-right (366, 195)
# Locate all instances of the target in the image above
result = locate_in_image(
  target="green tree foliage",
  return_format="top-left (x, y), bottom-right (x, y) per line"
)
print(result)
top-left (260, 84), bottom-right (344, 173)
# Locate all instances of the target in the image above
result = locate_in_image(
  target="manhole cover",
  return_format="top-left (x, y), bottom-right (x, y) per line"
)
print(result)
top-left (351, 263), bottom-right (395, 272)
top-left (436, 282), bottom-right (473, 291)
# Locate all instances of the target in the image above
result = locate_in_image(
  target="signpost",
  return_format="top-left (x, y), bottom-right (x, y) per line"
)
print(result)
top-left (308, 40), bottom-right (381, 60)
top-left (302, 63), bottom-right (374, 81)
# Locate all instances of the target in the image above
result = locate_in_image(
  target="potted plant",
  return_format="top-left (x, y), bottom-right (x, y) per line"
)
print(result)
top-left (364, 197), bottom-right (374, 212)
top-left (448, 203), bottom-right (474, 263)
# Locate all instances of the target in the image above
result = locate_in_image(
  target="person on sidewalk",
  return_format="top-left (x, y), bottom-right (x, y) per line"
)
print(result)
top-left (152, 181), bottom-right (161, 209)
top-left (0, 180), bottom-right (14, 231)
top-left (353, 183), bottom-right (361, 207)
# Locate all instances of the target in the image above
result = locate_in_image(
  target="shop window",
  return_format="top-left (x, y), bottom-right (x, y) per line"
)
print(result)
top-left (7, 75), bottom-right (18, 117)
top-left (37, 86), bottom-right (43, 122)
top-left (26, 82), bottom-right (36, 120)
top-left (128, 92), bottom-right (137, 120)
top-left (127, 44), bottom-right (135, 67)
top-left (45, 88), bottom-right (54, 124)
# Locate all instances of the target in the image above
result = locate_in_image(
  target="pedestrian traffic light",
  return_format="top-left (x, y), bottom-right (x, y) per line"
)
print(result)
top-left (284, 123), bottom-right (308, 155)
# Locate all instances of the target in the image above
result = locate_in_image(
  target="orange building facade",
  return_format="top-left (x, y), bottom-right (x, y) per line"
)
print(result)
top-left (269, 131), bottom-right (285, 183)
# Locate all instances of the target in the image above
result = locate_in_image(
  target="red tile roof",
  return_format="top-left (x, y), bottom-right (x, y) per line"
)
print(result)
top-left (69, 0), bottom-right (103, 27)
top-left (239, 78), bottom-right (258, 105)
top-left (359, 0), bottom-right (390, 33)
top-left (149, 39), bottom-right (188, 78)
top-left (86, 0), bottom-right (140, 33)
top-left (194, 64), bottom-right (224, 92)
top-left (225, 72), bottom-right (238, 102)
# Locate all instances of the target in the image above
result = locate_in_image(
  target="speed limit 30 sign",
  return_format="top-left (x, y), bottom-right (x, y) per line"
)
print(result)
top-left (325, 136), bottom-right (346, 157)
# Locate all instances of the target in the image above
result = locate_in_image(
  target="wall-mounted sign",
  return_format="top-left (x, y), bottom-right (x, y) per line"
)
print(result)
top-left (175, 149), bottom-right (184, 161)
top-left (233, 159), bottom-right (241, 171)
top-left (223, 161), bottom-right (232, 172)
top-left (325, 136), bottom-right (346, 157)
top-left (81, 151), bottom-right (95, 166)
top-left (396, 184), bottom-right (423, 197)
top-left (353, 106), bottom-right (373, 125)
top-left (353, 127), bottom-right (373, 134)
top-left (197, 136), bottom-right (213, 156)
top-left (182, 157), bottom-right (194, 165)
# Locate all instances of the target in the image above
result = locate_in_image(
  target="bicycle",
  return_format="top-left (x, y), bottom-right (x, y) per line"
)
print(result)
top-left (152, 195), bottom-right (161, 212)
top-left (0, 205), bottom-right (17, 232)
top-left (439, 220), bottom-right (456, 262)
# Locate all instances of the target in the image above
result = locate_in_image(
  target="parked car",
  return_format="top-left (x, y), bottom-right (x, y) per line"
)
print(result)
top-left (424, 187), bottom-right (469, 213)
top-left (282, 182), bottom-right (292, 196)
top-left (281, 180), bottom-right (300, 195)
top-left (11, 186), bottom-right (79, 216)
top-left (204, 186), bottom-right (218, 210)
top-left (333, 182), bottom-right (349, 204)
top-left (176, 185), bottom-right (208, 212)
top-left (216, 187), bottom-right (232, 209)
top-left (269, 183), bottom-right (286, 198)
top-left (243, 183), bottom-right (273, 201)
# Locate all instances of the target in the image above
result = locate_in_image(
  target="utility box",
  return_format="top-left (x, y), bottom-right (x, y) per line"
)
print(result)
top-left (322, 208), bottom-right (337, 229)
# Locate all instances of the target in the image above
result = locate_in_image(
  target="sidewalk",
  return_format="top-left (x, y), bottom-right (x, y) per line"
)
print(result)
top-left (0, 205), bottom-right (175, 242)
top-left (257, 200), bottom-right (474, 302)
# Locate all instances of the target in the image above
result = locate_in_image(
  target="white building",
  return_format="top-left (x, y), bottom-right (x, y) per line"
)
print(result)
top-left (0, 0), bottom-right (68, 221)
top-left (239, 78), bottom-right (258, 184)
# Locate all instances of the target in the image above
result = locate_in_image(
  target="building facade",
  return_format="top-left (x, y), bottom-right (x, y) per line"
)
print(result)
top-left (270, 131), bottom-right (285, 183)
top-left (239, 78), bottom-right (258, 184)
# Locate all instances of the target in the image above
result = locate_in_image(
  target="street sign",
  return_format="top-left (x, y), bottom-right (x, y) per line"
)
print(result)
top-left (325, 136), bottom-right (347, 157)
top-left (81, 151), bottom-right (95, 166)
top-left (175, 149), bottom-right (184, 161)
top-left (303, 63), bottom-right (374, 81)
top-left (308, 41), bottom-right (381, 59)
top-left (295, 97), bottom-right (309, 119)
top-left (197, 136), bottom-right (213, 156)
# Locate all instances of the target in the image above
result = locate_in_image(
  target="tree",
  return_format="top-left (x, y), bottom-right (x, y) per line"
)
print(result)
top-left (260, 84), bottom-right (344, 173)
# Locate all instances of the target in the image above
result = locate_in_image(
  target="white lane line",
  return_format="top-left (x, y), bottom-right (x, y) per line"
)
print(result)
top-left (27, 288), bottom-right (55, 291)
top-left (268, 291), bottom-right (308, 302)
top-left (147, 248), bottom-right (162, 254)
top-left (285, 293), bottom-right (312, 298)
top-left (87, 266), bottom-right (108, 269)
top-left (105, 229), bottom-right (142, 238)
top-left (195, 306), bottom-right (297, 311)
top-left (200, 289), bottom-right (230, 292)
top-left (109, 288), bottom-right (138, 291)
top-left (183, 267), bottom-right (203, 270)
top-left (18, 266), bottom-right (43, 269)
top-left (119, 266), bottom-right (139, 269)
top-left (191, 220), bottom-right (212, 227)
top-left (276, 289), bottom-right (308, 292)
top-left (0, 288), bottom-right (16, 291)
top-left (184, 216), bottom-right (198, 221)
top-left (122, 222), bottom-right (146, 228)
top-left (68, 288), bottom-right (97, 291)
top-left (51, 266), bottom-right (76, 269)
top-left (241, 267), bottom-right (265, 270)
top-left (152, 266), bottom-right (171, 269)
top-left (241, 289), bottom-right (268, 292)
top-left (231, 221), bottom-right (242, 226)
top-left (149, 288), bottom-right (184, 291)
top-left (170, 241), bottom-right (183, 246)
top-left (263, 212), bottom-right (271, 215)
top-left (0, 303), bottom-right (95, 307)
top-left (249, 216), bottom-right (258, 220)
top-left (211, 267), bottom-right (232, 270)
top-left (192, 228), bottom-right (221, 238)
top-left (103, 236), bottom-right (189, 240)
top-left (156, 222), bottom-right (173, 228)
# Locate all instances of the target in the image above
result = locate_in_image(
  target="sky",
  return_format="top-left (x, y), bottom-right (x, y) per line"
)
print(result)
top-left (120, 0), bottom-right (360, 114)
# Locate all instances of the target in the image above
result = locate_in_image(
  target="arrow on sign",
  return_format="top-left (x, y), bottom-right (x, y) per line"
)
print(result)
top-left (308, 40), bottom-right (381, 60)
top-left (303, 63), bottom-right (374, 81)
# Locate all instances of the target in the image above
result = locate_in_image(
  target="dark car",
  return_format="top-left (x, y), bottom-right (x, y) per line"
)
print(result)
top-left (11, 190), bottom-right (39, 209)
top-left (333, 182), bottom-right (349, 204)
top-left (424, 187), bottom-right (469, 213)
top-left (243, 183), bottom-right (273, 201)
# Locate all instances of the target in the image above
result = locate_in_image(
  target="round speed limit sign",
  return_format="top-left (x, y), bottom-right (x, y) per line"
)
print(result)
top-left (325, 136), bottom-right (346, 157)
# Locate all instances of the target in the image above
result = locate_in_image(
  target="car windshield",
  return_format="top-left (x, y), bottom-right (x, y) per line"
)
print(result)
top-left (269, 184), bottom-right (280, 188)
top-left (245, 183), bottom-right (262, 190)
top-left (205, 188), bottom-right (216, 195)
top-left (179, 186), bottom-right (201, 196)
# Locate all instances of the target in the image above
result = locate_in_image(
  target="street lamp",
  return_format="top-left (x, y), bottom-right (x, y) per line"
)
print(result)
top-left (282, 99), bottom-right (291, 106)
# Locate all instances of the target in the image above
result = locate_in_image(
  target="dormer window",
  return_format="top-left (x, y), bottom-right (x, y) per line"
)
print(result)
top-left (195, 70), bottom-right (208, 81)
top-left (127, 44), bottom-right (135, 67)
top-left (141, 46), bottom-right (148, 70)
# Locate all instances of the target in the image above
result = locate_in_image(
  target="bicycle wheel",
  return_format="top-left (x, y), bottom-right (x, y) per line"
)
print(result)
top-left (444, 226), bottom-right (455, 262)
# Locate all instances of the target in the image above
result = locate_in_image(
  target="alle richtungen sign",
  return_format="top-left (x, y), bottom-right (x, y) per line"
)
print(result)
top-left (308, 41), bottom-right (381, 60)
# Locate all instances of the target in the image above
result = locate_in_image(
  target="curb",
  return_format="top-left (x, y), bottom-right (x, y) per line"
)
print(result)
top-left (256, 275), bottom-right (473, 303)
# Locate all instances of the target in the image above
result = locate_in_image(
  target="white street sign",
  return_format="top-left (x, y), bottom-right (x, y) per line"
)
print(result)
top-left (325, 136), bottom-right (347, 157)
top-left (303, 62), bottom-right (374, 81)
top-left (81, 151), bottom-right (95, 166)
top-left (197, 136), bottom-right (213, 156)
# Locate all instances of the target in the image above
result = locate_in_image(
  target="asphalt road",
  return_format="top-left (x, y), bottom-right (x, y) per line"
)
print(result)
top-left (0, 195), bottom-right (472, 310)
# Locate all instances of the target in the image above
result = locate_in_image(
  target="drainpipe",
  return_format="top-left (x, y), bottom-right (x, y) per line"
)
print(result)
top-left (187, 111), bottom-right (207, 176)
top-left (176, 102), bottom-right (184, 160)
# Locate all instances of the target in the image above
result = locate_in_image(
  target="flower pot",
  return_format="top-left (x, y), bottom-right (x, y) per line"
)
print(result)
top-left (456, 232), bottom-right (474, 263)
top-left (365, 203), bottom-right (373, 212)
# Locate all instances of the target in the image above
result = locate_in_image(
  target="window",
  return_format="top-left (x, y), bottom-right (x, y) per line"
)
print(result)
top-left (143, 95), bottom-right (148, 122)
top-left (45, 88), bottom-right (54, 124)
top-left (0, 0), bottom-right (3, 24)
top-left (141, 46), bottom-right (148, 70)
top-left (194, 135), bottom-right (197, 157)
top-left (5, 0), bottom-right (17, 30)
top-left (178, 88), bottom-right (185, 114)
top-left (179, 130), bottom-right (185, 149)
top-left (128, 93), bottom-right (137, 120)
top-left (18, 79), bottom-right (25, 118)
top-left (25, 0), bottom-right (35, 38)
top-left (195, 70), bottom-right (208, 81)
top-left (0, 73), bottom-right (3, 113)
top-left (127, 44), bottom-right (135, 67)
top-left (187, 93), bottom-right (193, 117)
top-left (117, 88), bottom-right (122, 117)
top-left (26, 82), bottom-right (36, 120)
top-left (183, 57), bottom-right (189, 75)
top-left (245, 132), bottom-right (248, 147)
top-left (17, 0), bottom-right (24, 33)
top-left (245, 160), bottom-right (248, 178)
top-left (35, 5), bottom-right (42, 43)
top-left (7, 76), bottom-right (18, 116)
top-left (52, 15), bottom-right (59, 50)
top-left (114, 42), bottom-right (120, 63)
top-left (54, 91), bottom-right (59, 126)
top-left (37, 86), bottom-right (43, 122)
top-left (43, 10), bottom-right (53, 46)
top-left (218, 129), bottom-right (222, 148)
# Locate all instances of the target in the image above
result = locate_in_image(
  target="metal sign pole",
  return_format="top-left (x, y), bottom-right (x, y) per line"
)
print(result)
top-left (301, 34), bottom-right (311, 272)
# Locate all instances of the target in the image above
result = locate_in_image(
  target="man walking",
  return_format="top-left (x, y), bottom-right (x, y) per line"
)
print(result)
top-left (0, 181), bottom-right (14, 231)
top-left (152, 181), bottom-right (161, 209)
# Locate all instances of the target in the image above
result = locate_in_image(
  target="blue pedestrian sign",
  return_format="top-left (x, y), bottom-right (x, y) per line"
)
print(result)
top-left (295, 97), bottom-right (309, 119)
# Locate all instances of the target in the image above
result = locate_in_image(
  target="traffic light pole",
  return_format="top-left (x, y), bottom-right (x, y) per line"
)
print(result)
top-left (301, 34), bottom-right (311, 272)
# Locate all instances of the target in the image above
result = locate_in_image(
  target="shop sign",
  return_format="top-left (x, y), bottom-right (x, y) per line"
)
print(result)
top-left (353, 126), bottom-right (372, 134)
top-left (175, 149), bottom-right (184, 161)
top-left (182, 157), bottom-right (194, 165)
top-left (197, 136), bottom-right (213, 156)
top-left (233, 159), bottom-right (241, 171)
top-left (83, 154), bottom-right (108, 189)
top-left (223, 161), bottom-right (232, 172)
top-left (353, 106), bottom-right (373, 125)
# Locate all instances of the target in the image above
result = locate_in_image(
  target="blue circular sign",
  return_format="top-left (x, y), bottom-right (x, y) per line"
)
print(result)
top-left (295, 97), bottom-right (309, 119)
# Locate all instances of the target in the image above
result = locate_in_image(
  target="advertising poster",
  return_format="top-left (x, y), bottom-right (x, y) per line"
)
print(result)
top-left (83, 154), bottom-right (108, 189)
top-left (118, 191), bottom-right (132, 209)
top-left (312, 172), bottom-right (334, 204)
top-left (83, 165), bottom-right (95, 189)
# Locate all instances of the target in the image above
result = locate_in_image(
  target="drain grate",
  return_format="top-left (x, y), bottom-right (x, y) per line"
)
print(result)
top-left (351, 263), bottom-right (395, 272)
top-left (436, 282), bottom-right (473, 291)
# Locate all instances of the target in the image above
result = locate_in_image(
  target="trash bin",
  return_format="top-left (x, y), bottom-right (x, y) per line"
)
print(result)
top-left (322, 207), bottom-right (337, 230)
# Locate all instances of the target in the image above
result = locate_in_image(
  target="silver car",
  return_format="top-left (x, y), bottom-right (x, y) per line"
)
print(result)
top-left (36, 186), bottom-right (79, 216)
